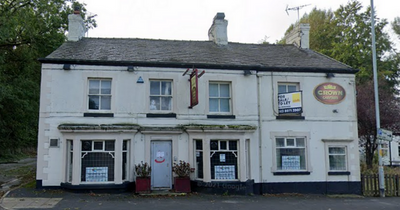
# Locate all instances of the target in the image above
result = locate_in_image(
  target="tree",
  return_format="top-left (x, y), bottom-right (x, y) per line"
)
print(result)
top-left (357, 79), bottom-right (400, 167)
top-left (392, 17), bottom-right (400, 39)
top-left (0, 0), bottom-right (96, 159)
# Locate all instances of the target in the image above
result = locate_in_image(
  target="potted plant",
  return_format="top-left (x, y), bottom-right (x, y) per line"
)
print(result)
top-left (172, 160), bottom-right (194, 193)
top-left (135, 162), bottom-right (151, 193)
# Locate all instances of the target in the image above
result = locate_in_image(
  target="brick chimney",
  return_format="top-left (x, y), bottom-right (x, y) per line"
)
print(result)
top-left (67, 6), bottom-right (85, 42)
top-left (208, 13), bottom-right (228, 45)
top-left (285, 23), bottom-right (310, 49)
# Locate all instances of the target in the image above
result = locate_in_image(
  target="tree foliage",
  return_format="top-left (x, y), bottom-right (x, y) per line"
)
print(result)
top-left (280, 0), bottom-right (400, 168)
top-left (392, 17), bottom-right (400, 40)
top-left (0, 0), bottom-right (96, 159)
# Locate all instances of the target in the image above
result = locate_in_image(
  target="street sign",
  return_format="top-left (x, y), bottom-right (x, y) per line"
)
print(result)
top-left (378, 128), bottom-right (393, 141)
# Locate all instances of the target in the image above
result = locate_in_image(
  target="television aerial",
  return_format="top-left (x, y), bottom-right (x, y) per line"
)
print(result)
top-left (285, 4), bottom-right (311, 21)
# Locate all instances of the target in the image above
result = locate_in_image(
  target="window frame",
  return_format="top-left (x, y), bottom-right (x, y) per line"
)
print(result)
top-left (209, 139), bottom-right (239, 180)
top-left (149, 79), bottom-right (173, 112)
top-left (80, 139), bottom-right (116, 183)
top-left (328, 146), bottom-right (348, 171)
top-left (208, 81), bottom-right (232, 114)
top-left (271, 131), bottom-right (311, 174)
top-left (87, 78), bottom-right (112, 111)
top-left (277, 82), bottom-right (302, 116)
top-left (275, 137), bottom-right (307, 171)
top-left (194, 139), bottom-right (204, 180)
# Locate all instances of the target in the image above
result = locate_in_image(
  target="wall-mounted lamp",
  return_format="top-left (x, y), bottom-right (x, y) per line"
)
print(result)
top-left (244, 70), bottom-right (252, 76)
top-left (63, 64), bottom-right (71, 70)
top-left (127, 66), bottom-right (135, 72)
top-left (326, 72), bottom-right (335, 78)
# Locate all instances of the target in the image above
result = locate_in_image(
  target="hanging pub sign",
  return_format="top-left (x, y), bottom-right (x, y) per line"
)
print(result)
top-left (313, 82), bottom-right (346, 104)
top-left (278, 91), bottom-right (303, 114)
top-left (189, 69), bottom-right (199, 108)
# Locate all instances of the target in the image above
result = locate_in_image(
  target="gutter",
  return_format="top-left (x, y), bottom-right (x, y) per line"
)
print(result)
top-left (38, 58), bottom-right (359, 74)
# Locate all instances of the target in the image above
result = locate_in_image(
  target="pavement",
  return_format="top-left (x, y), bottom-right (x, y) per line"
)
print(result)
top-left (1, 158), bottom-right (400, 210)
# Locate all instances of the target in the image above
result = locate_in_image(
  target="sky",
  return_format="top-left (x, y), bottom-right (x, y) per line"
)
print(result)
top-left (81, 0), bottom-right (400, 48)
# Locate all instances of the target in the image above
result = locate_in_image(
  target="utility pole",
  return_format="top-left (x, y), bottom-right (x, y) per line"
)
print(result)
top-left (370, 0), bottom-right (385, 197)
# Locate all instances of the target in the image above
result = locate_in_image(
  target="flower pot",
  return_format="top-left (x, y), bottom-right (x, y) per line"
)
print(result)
top-left (135, 177), bottom-right (151, 193)
top-left (174, 177), bottom-right (191, 193)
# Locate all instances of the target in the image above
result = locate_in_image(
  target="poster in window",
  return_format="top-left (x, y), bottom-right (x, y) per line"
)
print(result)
top-left (282, 156), bottom-right (300, 170)
top-left (215, 165), bottom-right (235, 179)
top-left (86, 167), bottom-right (108, 182)
top-left (220, 154), bottom-right (226, 162)
top-left (278, 91), bottom-right (302, 114)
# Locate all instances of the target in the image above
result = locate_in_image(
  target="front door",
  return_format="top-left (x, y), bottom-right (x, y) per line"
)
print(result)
top-left (151, 141), bottom-right (172, 189)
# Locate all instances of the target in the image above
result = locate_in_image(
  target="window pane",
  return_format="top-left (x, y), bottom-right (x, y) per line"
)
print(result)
top-left (82, 141), bottom-right (92, 151)
top-left (209, 98), bottom-right (219, 112)
top-left (196, 140), bottom-right (203, 150)
top-left (329, 155), bottom-right (346, 170)
top-left (209, 84), bottom-right (219, 97)
top-left (150, 81), bottom-right (160, 95)
top-left (101, 80), bottom-right (111, 94)
top-left (89, 80), bottom-right (99, 94)
top-left (229, 141), bottom-right (237, 150)
top-left (286, 138), bottom-right (295, 147)
top-left (277, 148), bottom-right (306, 170)
top-left (276, 138), bottom-right (285, 147)
top-left (278, 85), bottom-right (286, 93)
top-left (288, 85), bottom-right (297, 92)
top-left (150, 97), bottom-right (160, 110)
top-left (123, 140), bottom-right (128, 151)
top-left (220, 84), bottom-right (230, 97)
top-left (329, 147), bottom-right (345, 154)
top-left (210, 140), bottom-right (218, 150)
top-left (220, 99), bottom-right (230, 112)
top-left (220, 141), bottom-right (227, 150)
top-left (94, 142), bottom-right (103, 150)
top-left (161, 97), bottom-right (171, 110)
top-left (101, 96), bottom-right (111, 110)
top-left (296, 138), bottom-right (305, 147)
top-left (161, 81), bottom-right (172, 96)
top-left (89, 96), bottom-right (99, 110)
top-left (105, 141), bottom-right (115, 151)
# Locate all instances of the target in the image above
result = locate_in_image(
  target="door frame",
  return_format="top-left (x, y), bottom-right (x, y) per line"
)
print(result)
top-left (150, 140), bottom-right (172, 189)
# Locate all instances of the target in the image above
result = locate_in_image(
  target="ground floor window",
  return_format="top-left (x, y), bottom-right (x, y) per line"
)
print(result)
top-left (210, 140), bottom-right (238, 180)
top-left (81, 140), bottom-right (115, 182)
top-left (328, 146), bottom-right (347, 171)
top-left (122, 140), bottom-right (129, 181)
top-left (67, 140), bottom-right (73, 182)
top-left (195, 139), bottom-right (203, 179)
top-left (275, 137), bottom-right (306, 171)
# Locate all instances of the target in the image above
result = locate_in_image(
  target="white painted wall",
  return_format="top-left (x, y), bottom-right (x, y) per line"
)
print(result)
top-left (37, 63), bottom-right (360, 187)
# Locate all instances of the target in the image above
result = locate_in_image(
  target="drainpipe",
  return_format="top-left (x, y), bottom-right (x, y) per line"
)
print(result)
top-left (256, 72), bottom-right (263, 189)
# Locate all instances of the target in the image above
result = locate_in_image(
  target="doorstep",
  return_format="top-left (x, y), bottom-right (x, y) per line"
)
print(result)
top-left (137, 189), bottom-right (187, 196)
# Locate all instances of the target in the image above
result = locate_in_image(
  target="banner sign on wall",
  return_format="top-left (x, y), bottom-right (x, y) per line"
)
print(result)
top-left (278, 91), bottom-right (302, 114)
top-left (189, 69), bottom-right (199, 108)
top-left (313, 82), bottom-right (346, 104)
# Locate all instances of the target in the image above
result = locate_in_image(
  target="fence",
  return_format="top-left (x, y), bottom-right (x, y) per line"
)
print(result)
top-left (361, 174), bottom-right (400, 196)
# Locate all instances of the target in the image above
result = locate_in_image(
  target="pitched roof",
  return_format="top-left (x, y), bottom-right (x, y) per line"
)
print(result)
top-left (40, 38), bottom-right (357, 73)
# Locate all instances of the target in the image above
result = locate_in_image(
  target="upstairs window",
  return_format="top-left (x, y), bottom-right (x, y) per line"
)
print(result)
top-left (277, 82), bottom-right (302, 116)
top-left (209, 82), bottom-right (231, 113)
top-left (150, 80), bottom-right (172, 111)
top-left (88, 79), bottom-right (111, 110)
